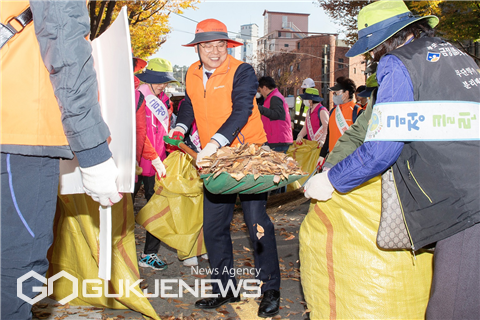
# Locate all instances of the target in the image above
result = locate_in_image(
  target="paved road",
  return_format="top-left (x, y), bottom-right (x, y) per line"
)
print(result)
top-left (33, 190), bottom-right (312, 320)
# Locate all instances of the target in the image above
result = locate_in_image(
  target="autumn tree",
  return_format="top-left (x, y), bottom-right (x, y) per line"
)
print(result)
top-left (317, 1), bottom-right (480, 50)
top-left (409, 1), bottom-right (480, 59)
top-left (316, 0), bottom-right (374, 47)
top-left (263, 50), bottom-right (300, 96)
top-left (89, 0), bottom-right (199, 59)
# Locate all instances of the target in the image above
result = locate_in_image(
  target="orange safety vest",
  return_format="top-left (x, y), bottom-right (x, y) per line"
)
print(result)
top-left (1, 1), bottom-right (68, 147)
top-left (328, 100), bottom-right (358, 149)
top-left (185, 55), bottom-right (266, 148)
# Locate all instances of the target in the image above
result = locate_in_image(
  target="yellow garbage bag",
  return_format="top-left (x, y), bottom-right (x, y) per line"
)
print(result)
top-left (136, 151), bottom-right (206, 260)
top-left (286, 139), bottom-right (321, 191)
top-left (299, 177), bottom-right (433, 319)
top-left (47, 194), bottom-right (159, 320)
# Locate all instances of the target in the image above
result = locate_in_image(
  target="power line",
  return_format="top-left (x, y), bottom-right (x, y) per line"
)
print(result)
top-left (168, 10), bottom-right (364, 73)
top-left (264, 49), bottom-right (364, 68)
top-left (169, 10), bottom-right (257, 39)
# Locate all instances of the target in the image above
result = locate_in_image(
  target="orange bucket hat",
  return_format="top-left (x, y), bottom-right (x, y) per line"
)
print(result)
top-left (183, 19), bottom-right (243, 48)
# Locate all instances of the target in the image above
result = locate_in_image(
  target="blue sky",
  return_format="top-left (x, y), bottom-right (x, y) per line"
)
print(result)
top-left (151, 0), bottom-right (344, 67)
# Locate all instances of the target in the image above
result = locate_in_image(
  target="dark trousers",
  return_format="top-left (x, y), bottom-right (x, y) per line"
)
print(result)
top-left (133, 175), bottom-right (156, 201)
top-left (426, 222), bottom-right (480, 319)
top-left (144, 231), bottom-right (162, 255)
top-left (133, 176), bottom-right (161, 254)
top-left (1, 153), bottom-right (59, 320)
top-left (133, 175), bottom-right (161, 254)
top-left (269, 144), bottom-right (291, 194)
top-left (203, 187), bottom-right (280, 294)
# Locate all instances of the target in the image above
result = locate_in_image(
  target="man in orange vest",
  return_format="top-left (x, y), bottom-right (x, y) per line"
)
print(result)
top-left (169, 19), bottom-right (281, 318)
top-left (1, 2), bottom-right (121, 319)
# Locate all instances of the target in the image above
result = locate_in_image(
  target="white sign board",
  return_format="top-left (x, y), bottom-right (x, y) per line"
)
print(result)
top-left (59, 7), bottom-right (135, 194)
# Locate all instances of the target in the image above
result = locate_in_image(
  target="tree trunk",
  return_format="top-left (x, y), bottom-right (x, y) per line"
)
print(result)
top-left (97, 1), bottom-right (117, 37)
top-left (89, 1), bottom-right (97, 39)
top-left (90, 0), bottom-right (107, 40)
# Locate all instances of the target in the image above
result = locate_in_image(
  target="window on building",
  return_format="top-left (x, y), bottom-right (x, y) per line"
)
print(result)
top-left (297, 42), bottom-right (300, 50)
top-left (297, 89), bottom-right (300, 95)
top-left (278, 68), bottom-right (281, 77)
top-left (297, 63), bottom-right (300, 71)
top-left (278, 31), bottom-right (282, 37)
top-left (286, 32), bottom-right (291, 38)
top-left (354, 68), bottom-right (356, 74)
top-left (338, 58), bottom-right (344, 69)
top-left (290, 65), bottom-right (293, 72)
top-left (284, 44), bottom-right (289, 47)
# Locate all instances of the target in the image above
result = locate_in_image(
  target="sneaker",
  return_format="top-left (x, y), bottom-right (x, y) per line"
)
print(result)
top-left (200, 253), bottom-right (208, 260)
top-left (183, 256), bottom-right (198, 267)
top-left (139, 253), bottom-right (168, 270)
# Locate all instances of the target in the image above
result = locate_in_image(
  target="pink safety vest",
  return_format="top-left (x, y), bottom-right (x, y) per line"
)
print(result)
top-left (137, 84), bottom-right (170, 176)
top-left (306, 104), bottom-right (327, 141)
top-left (261, 88), bottom-right (293, 144)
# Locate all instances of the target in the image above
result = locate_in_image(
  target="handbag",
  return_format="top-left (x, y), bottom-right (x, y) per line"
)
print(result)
top-left (376, 169), bottom-right (412, 249)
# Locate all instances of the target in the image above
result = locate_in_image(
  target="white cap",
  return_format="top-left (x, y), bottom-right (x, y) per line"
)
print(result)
top-left (301, 78), bottom-right (315, 88)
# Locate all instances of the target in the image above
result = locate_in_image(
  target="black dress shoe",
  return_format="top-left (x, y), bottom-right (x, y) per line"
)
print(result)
top-left (258, 289), bottom-right (280, 318)
top-left (195, 293), bottom-right (240, 309)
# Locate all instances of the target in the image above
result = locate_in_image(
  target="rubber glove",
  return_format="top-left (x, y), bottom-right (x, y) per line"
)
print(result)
top-left (80, 158), bottom-right (122, 207)
top-left (167, 126), bottom-right (186, 153)
top-left (196, 142), bottom-right (218, 167)
top-left (151, 157), bottom-right (166, 177)
top-left (304, 171), bottom-right (334, 201)
top-left (168, 126), bottom-right (186, 139)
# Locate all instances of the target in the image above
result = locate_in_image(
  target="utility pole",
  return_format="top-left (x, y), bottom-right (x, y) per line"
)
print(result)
top-left (322, 44), bottom-right (329, 108)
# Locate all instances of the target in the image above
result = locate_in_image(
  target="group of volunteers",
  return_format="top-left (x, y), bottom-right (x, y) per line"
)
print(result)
top-left (1, 1), bottom-right (479, 320)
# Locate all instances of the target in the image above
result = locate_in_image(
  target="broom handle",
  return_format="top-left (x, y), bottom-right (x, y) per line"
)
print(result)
top-left (179, 142), bottom-right (197, 160)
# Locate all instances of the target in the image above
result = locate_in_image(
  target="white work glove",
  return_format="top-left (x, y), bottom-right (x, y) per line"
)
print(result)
top-left (168, 126), bottom-right (186, 138)
top-left (304, 171), bottom-right (335, 201)
top-left (317, 140), bottom-right (324, 148)
top-left (316, 156), bottom-right (325, 169)
top-left (80, 158), bottom-right (122, 207)
top-left (196, 142), bottom-right (218, 167)
top-left (296, 126), bottom-right (307, 144)
top-left (151, 157), bottom-right (166, 177)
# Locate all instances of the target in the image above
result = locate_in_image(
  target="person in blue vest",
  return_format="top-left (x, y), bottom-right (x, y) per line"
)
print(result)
top-left (304, 1), bottom-right (480, 318)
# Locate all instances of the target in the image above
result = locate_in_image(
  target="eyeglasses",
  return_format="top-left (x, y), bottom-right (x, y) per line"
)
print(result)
top-left (199, 41), bottom-right (227, 53)
top-left (333, 90), bottom-right (344, 96)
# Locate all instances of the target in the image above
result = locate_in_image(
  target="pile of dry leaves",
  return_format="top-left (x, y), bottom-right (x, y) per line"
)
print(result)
top-left (198, 143), bottom-right (306, 182)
